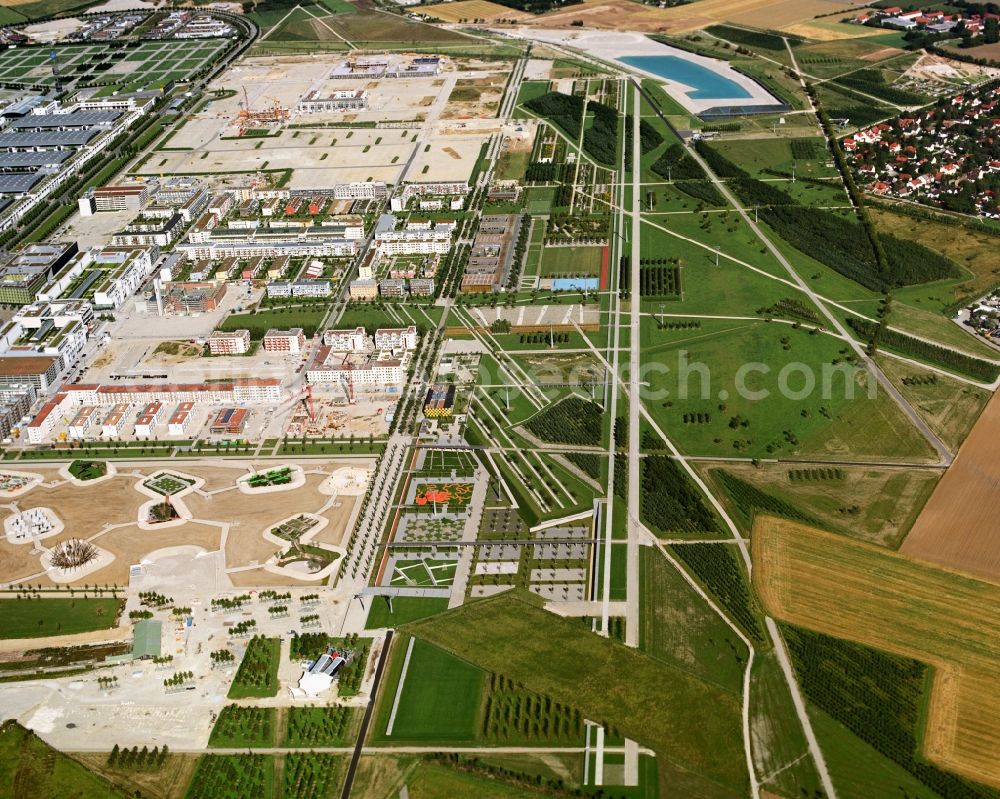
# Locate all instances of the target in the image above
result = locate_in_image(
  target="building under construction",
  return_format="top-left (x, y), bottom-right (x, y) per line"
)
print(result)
top-left (236, 86), bottom-right (289, 135)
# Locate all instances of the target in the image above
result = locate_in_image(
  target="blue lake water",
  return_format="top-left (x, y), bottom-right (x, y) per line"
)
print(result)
top-left (619, 55), bottom-right (752, 100)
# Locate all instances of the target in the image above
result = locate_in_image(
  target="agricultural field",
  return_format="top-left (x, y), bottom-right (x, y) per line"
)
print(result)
top-left (0, 597), bottom-right (122, 639)
top-left (902, 391), bottom-right (1000, 580)
top-left (755, 515), bottom-right (1000, 789)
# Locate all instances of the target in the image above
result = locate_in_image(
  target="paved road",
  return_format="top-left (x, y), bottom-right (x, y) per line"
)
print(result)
top-left (341, 628), bottom-right (393, 799)
top-left (624, 84), bottom-right (642, 649)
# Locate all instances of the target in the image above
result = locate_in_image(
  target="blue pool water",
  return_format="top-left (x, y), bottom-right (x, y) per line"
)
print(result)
top-left (619, 55), bottom-right (752, 100)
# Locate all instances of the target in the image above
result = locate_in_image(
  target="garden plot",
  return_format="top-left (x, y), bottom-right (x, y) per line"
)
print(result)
top-left (386, 557), bottom-right (458, 587)
top-left (395, 515), bottom-right (465, 544)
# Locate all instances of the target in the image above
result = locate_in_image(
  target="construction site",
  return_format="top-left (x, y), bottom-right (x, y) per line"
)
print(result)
top-left (232, 84), bottom-right (290, 137)
top-left (282, 383), bottom-right (391, 440)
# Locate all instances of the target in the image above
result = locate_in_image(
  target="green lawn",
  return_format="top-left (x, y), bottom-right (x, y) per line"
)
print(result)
top-left (365, 597), bottom-right (451, 629)
top-left (0, 598), bottom-right (122, 640)
top-left (639, 547), bottom-right (747, 693)
top-left (538, 245), bottom-right (604, 277)
top-left (640, 317), bottom-right (936, 462)
top-left (220, 308), bottom-right (327, 339)
top-left (0, 721), bottom-right (127, 798)
top-left (374, 637), bottom-right (485, 743)
top-left (405, 591), bottom-right (749, 797)
top-left (749, 651), bottom-right (825, 798)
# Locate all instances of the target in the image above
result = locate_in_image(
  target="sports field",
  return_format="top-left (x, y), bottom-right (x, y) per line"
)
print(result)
top-left (538, 245), bottom-right (604, 277)
top-left (754, 514), bottom-right (1000, 789)
top-left (376, 637), bottom-right (485, 742)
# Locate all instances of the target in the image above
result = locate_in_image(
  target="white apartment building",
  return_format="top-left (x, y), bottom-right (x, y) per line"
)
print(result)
top-left (134, 400), bottom-right (164, 438)
top-left (207, 329), bottom-right (250, 355)
top-left (91, 247), bottom-right (156, 310)
top-left (306, 349), bottom-right (409, 387)
top-left (375, 326), bottom-right (418, 351)
top-left (322, 326), bottom-right (368, 352)
top-left (168, 401), bottom-right (194, 436)
top-left (101, 403), bottom-right (130, 438)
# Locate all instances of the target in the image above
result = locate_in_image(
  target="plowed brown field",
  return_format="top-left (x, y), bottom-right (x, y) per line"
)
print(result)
top-left (902, 388), bottom-right (1000, 579)
top-left (754, 515), bottom-right (1000, 788)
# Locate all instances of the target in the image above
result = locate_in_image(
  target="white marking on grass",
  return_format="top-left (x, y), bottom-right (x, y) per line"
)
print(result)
top-left (385, 636), bottom-right (415, 736)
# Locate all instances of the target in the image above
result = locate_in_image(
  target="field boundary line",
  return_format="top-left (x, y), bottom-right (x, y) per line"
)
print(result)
top-left (384, 635), bottom-right (414, 736)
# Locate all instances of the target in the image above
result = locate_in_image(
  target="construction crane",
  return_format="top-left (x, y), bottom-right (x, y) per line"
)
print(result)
top-left (278, 384), bottom-right (317, 423)
top-left (236, 84), bottom-right (290, 128)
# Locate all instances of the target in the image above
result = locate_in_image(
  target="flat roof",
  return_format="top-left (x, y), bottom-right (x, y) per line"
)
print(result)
top-left (0, 129), bottom-right (100, 149)
top-left (0, 150), bottom-right (71, 168)
top-left (0, 173), bottom-right (44, 194)
top-left (9, 111), bottom-right (120, 130)
top-left (0, 355), bottom-right (57, 376)
top-left (132, 619), bottom-right (162, 659)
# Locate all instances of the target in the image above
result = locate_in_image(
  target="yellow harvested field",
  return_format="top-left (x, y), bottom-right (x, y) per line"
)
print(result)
top-left (754, 515), bottom-right (1000, 788)
top-left (526, 0), bottom-right (866, 33)
top-left (902, 389), bottom-right (1000, 580)
top-left (424, 0), bottom-right (530, 22)
top-left (783, 17), bottom-right (891, 41)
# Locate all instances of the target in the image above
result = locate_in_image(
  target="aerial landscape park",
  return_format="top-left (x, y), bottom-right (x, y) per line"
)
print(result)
top-left (3, 0), bottom-right (1000, 796)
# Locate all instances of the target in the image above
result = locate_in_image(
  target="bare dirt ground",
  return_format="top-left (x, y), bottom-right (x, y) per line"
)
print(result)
top-left (0, 460), bottom-right (365, 587)
top-left (902, 389), bottom-right (1000, 580)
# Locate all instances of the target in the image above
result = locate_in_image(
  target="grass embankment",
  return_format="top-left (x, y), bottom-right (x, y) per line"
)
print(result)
top-left (400, 591), bottom-right (749, 797)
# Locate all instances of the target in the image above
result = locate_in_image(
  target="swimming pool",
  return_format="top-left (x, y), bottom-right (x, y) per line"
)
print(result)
top-left (619, 55), bottom-right (753, 100)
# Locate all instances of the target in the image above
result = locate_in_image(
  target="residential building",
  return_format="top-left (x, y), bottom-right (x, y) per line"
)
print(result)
top-left (207, 329), bottom-right (250, 355)
top-left (349, 278), bottom-right (378, 300)
top-left (167, 401), bottom-right (194, 436)
top-left (135, 401), bottom-right (164, 438)
top-left (322, 327), bottom-right (367, 352)
top-left (306, 348), bottom-right (409, 388)
top-left (375, 326), bottom-right (418, 351)
top-left (67, 405), bottom-right (99, 439)
top-left (101, 403), bottom-right (130, 438)
top-left (263, 328), bottom-right (306, 353)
